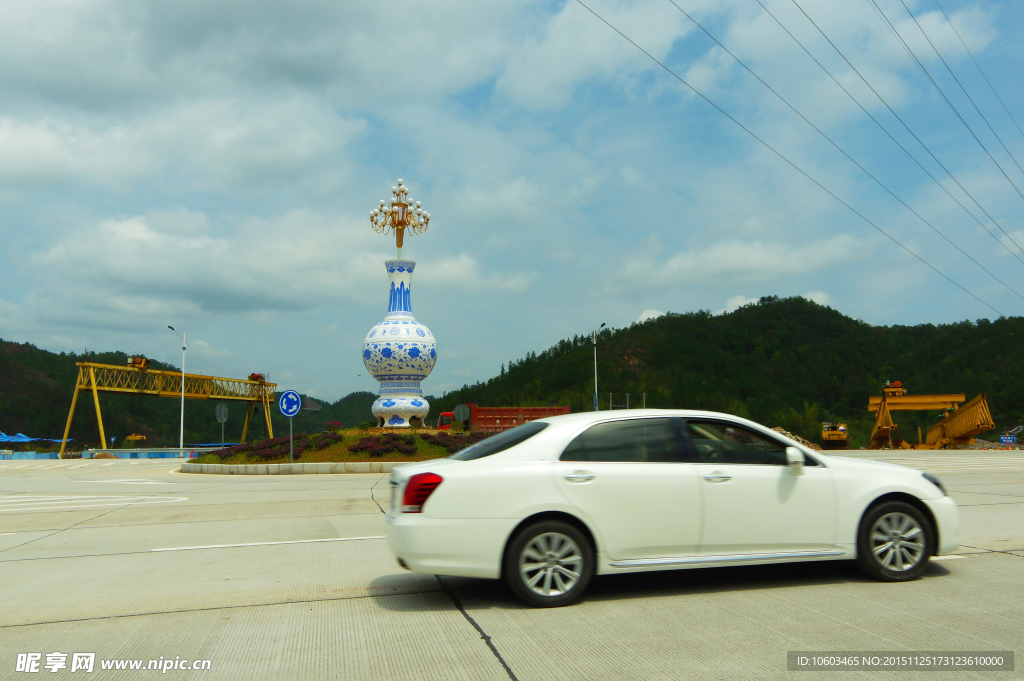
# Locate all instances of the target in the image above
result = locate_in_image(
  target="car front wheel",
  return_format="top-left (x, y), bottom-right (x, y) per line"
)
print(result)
top-left (856, 501), bottom-right (934, 581)
top-left (504, 520), bottom-right (594, 607)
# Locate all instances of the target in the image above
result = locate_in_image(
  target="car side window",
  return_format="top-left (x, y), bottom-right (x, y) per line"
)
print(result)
top-left (560, 418), bottom-right (688, 462)
top-left (685, 420), bottom-right (788, 465)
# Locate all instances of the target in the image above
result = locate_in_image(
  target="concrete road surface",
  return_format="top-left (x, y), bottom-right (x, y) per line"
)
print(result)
top-left (1, 451), bottom-right (1021, 680)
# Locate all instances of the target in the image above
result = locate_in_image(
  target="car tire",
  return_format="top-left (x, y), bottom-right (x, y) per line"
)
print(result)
top-left (504, 520), bottom-right (594, 607)
top-left (856, 501), bottom-right (933, 582)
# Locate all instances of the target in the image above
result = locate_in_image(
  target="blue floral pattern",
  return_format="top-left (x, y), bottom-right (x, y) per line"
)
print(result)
top-left (364, 259), bottom-right (435, 427)
top-left (372, 396), bottom-right (429, 428)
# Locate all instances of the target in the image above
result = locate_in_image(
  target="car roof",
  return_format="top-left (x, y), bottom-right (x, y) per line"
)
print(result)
top-left (533, 409), bottom-right (744, 427)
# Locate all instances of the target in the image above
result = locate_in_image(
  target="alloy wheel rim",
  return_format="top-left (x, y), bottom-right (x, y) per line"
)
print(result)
top-left (519, 532), bottom-right (583, 597)
top-left (870, 512), bottom-right (925, 571)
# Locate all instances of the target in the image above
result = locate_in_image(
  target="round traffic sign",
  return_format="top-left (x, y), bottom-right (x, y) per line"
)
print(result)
top-left (453, 404), bottom-right (470, 422)
top-left (278, 390), bottom-right (302, 418)
top-left (215, 402), bottom-right (228, 423)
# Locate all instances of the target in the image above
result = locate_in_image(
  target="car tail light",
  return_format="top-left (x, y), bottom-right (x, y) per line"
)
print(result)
top-left (402, 472), bottom-right (443, 513)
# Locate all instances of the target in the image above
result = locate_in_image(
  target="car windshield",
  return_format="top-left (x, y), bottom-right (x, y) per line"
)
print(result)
top-left (449, 422), bottom-right (549, 461)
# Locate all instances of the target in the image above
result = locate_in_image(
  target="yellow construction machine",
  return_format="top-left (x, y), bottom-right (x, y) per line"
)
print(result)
top-left (868, 381), bottom-right (994, 449)
top-left (821, 422), bottom-right (851, 450)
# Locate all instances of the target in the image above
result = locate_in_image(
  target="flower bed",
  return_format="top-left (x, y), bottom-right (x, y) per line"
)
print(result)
top-left (191, 428), bottom-right (496, 465)
top-left (349, 433), bottom-right (418, 457)
top-left (207, 431), bottom-right (345, 461)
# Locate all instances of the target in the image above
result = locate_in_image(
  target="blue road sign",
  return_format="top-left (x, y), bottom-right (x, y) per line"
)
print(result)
top-left (278, 390), bottom-right (301, 418)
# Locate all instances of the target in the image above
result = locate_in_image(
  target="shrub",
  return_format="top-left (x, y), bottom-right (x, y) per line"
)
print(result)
top-left (349, 433), bottom-right (417, 457)
top-left (325, 421), bottom-right (343, 430)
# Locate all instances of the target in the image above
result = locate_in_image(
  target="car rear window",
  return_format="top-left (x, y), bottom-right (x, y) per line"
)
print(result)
top-left (448, 422), bottom-right (549, 461)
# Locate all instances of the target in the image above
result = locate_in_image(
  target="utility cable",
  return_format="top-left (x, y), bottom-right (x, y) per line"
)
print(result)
top-left (897, 0), bottom-right (1024, 180)
top-left (777, 0), bottom-right (1024, 262)
top-left (933, 0), bottom-right (1024, 146)
top-left (664, 0), bottom-right (1024, 302)
top-left (865, 0), bottom-right (1024, 205)
top-left (573, 0), bottom-right (1005, 317)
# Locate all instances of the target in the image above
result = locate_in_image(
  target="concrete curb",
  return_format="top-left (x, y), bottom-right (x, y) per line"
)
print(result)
top-left (180, 461), bottom-right (409, 475)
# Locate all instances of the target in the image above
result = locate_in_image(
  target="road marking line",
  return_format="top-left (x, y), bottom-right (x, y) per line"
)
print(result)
top-left (72, 480), bottom-right (172, 485)
top-left (152, 536), bottom-right (386, 552)
top-left (932, 555), bottom-right (966, 561)
top-left (0, 497), bottom-right (188, 513)
top-left (0, 496), bottom-right (121, 503)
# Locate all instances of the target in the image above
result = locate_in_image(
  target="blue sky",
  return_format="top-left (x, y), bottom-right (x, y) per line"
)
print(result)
top-left (1, 0), bottom-right (1023, 403)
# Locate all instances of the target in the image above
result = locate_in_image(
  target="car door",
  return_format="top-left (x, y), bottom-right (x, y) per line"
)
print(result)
top-left (686, 419), bottom-right (836, 556)
top-left (551, 417), bottom-right (702, 561)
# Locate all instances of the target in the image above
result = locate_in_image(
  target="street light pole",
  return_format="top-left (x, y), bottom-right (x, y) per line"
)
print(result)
top-left (168, 326), bottom-right (188, 451)
top-left (592, 322), bottom-right (605, 411)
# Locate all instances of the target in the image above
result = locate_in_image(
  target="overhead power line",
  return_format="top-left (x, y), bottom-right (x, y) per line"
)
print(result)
top-left (664, 0), bottom-right (1024, 302)
top-left (573, 0), bottom-right (1005, 317)
top-left (867, 0), bottom-right (1024, 204)
top-left (897, 0), bottom-right (1024, 179)
top-left (933, 0), bottom-right (1024, 146)
top-left (778, 0), bottom-right (1024, 263)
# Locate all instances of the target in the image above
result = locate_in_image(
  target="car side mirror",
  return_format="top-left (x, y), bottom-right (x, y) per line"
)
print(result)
top-left (786, 447), bottom-right (804, 474)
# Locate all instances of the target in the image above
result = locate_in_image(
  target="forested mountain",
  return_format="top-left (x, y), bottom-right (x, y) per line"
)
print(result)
top-left (433, 296), bottom-right (1023, 447)
top-left (3, 296), bottom-right (1022, 449)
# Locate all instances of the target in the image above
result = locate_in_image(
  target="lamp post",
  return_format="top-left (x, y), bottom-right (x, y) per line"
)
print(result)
top-left (592, 322), bottom-right (605, 411)
top-left (168, 326), bottom-right (188, 450)
top-left (369, 178), bottom-right (431, 260)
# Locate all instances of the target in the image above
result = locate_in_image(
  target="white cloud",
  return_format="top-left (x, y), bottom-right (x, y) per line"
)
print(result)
top-left (611, 234), bottom-right (860, 291)
top-left (495, 0), bottom-right (691, 110)
top-left (802, 291), bottom-right (830, 306)
top-left (637, 309), bottom-right (664, 322)
top-left (715, 295), bottom-right (758, 315)
top-left (0, 0), bottom-right (1016, 404)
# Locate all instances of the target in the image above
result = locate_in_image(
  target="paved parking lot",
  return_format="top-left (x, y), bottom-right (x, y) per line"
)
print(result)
top-left (1, 451), bottom-right (1021, 680)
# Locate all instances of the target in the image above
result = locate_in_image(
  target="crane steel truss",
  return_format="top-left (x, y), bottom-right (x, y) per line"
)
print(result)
top-left (868, 384), bottom-right (994, 450)
top-left (59, 362), bottom-right (277, 458)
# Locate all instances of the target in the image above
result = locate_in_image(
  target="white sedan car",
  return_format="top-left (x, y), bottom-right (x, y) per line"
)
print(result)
top-left (386, 410), bottom-right (958, 607)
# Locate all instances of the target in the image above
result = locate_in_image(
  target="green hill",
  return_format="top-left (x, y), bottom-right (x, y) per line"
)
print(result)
top-left (3, 296), bottom-right (1022, 449)
top-left (433, 296), bottom-right (1024, 448)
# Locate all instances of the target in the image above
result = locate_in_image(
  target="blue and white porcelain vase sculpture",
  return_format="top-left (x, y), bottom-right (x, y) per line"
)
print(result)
top-left (362, 260), bottom-right (436, 427)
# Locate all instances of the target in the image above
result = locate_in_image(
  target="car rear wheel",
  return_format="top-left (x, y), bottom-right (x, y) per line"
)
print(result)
top-left (504, 520), bottom-right (594, 607)
top-left (856, 501), bottom-right (933, 581)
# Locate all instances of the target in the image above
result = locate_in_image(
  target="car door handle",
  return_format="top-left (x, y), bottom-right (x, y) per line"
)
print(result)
top-left (564, 472), bottom-right (594, 482)
top-left (703, 474), bottom-right (731, 482)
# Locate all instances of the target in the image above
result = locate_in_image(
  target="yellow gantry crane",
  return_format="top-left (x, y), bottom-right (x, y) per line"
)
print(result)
top-left (58, 357), bottom-right (277, 458)
top-left (868, 381), bottom-right (994, 450)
